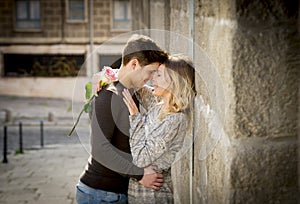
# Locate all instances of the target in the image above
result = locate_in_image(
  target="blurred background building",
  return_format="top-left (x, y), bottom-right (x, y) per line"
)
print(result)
top-left (0, 0), bottom-right (130, 99)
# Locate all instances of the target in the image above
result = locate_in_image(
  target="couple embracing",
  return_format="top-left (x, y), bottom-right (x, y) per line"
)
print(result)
top-left (76, 34), bottom-right (195, 204)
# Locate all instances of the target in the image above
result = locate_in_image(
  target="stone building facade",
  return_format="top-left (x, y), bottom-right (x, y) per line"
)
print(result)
top-left (133, 0), bottom-right (299, 203)
top-left (0, 0), bottom-right (130, 100)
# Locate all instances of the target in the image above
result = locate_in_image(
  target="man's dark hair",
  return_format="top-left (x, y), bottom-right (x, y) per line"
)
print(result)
top-left (122, 34), bottom-right (168, 67)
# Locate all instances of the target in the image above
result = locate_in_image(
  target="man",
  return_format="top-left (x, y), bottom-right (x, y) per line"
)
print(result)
top-left (76, 35), bottom-right (169, 204)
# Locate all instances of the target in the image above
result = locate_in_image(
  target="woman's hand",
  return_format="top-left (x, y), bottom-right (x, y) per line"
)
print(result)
top-left (122, 89), bottom-right (139, 115)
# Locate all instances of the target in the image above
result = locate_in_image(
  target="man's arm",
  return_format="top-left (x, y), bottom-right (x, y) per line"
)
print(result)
top-left (91, 89), bottom-right (163, 189)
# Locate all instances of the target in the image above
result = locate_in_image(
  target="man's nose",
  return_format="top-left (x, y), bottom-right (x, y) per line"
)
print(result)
top-left (149, 73), bottom-right (154, 81)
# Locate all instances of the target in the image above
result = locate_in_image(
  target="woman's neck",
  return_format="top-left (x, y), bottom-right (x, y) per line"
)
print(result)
top-left (161, 93), bottom-right (172, 110)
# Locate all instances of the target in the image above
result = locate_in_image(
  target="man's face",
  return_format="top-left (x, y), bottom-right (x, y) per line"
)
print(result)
top-left (152, 64), bottom-right (172, 97)
top-left (132, 62), bottom-right (160, 88)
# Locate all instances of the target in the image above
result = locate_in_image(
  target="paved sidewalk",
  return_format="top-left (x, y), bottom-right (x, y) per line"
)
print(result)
top-left (0, 143), bottom-right (89, 204)
top-left (0, 95), bottom-right (91, 204)
top-left (0, 95), bottom-right (88, 125)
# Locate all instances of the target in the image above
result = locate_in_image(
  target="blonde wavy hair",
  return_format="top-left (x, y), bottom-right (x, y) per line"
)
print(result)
top-left (158, 54), bottom-right (196, 130)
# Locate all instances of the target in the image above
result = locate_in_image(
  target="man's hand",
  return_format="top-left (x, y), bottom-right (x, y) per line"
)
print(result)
top-left (139, 166), bottom-right (164, 190)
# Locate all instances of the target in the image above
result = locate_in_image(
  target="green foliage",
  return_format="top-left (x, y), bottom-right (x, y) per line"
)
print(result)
top-left (15, 149), bottom-right (23, 155)
top-left (84, 103), bottom-right (92, 113)
top-left (30, 56), bottom-right (80, 77)
top-left (68, 82), bottom-right (95, 136)
top-left (85, 82), bottom-right (92, 100)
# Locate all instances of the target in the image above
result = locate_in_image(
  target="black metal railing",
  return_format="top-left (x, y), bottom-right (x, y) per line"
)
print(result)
top-left (2, 121), bottom-right (45, 163)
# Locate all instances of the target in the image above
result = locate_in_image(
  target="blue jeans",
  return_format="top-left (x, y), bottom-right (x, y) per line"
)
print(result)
top-left (76, 181), bottom-right (128, 204)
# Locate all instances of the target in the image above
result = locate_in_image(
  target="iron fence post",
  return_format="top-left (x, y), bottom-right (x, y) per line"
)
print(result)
top-left (3, 126), bottom-right (8, 163)
top-left (19, 122), bottom-right (23, 154)
top-left (40, 121), bottom-right (44, 148)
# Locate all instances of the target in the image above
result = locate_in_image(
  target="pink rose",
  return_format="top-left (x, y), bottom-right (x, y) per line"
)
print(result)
top-left (69, 66), bottom-right (118, 136)
top-left (104, 67), bottom-right (118, 81)
top-left (103, 66), bottom-right (118, 83)
top-left (93, 66), bottom-right (118, 93)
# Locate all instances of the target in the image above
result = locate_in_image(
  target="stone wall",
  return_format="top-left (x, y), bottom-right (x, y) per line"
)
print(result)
top-left (0, 0), bottom-right (64, 43)
top-left (42, 0), bottom-right (63, 39)
top-left (143, 0), bottom-right (299, 203)
top-left (0, 0), bottom-right (117, 44)
top-left (131, 0), bottom-right (150, 30)
top-left (0, 77), bottom-right (88, 101)
top-left (229, 0), bottom-right (299, 202)
top-left (0, 1), bottom-right (14, 38)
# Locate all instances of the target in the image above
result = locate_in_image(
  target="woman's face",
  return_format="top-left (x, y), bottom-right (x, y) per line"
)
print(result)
top-left (152, 64), bottom-right (172, 97)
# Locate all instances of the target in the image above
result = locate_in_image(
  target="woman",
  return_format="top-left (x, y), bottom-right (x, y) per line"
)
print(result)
top-left (122, 54), bottom-right (195, 203)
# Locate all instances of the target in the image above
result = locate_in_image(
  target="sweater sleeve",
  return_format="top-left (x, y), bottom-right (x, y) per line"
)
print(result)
top-left (90, 89), bottom-right (144, 180)
top-left (129, 112), bottom-right (186, 169)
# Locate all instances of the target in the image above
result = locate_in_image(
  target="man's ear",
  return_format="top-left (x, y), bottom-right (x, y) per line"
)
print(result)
top-left (129, 58), bottom-right (139, 70)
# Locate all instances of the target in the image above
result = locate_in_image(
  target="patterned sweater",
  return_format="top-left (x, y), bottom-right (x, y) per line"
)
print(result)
top-left (128, 87), bottom-right (187, 204)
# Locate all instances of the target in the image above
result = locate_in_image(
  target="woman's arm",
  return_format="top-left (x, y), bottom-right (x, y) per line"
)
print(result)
top-left (128, 113), bottom-right (146, 148)
top-left (122, 89), bottom-right (187, 169)
top-left (129, 113), bottom-right (186, 169)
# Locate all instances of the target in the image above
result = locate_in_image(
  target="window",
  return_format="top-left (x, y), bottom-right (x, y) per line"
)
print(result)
top-left (15, 0), bottom-right (41, 30)
top-left (3, 54), bottom-right (84, 77)
top-left (67, 0), bottom-right (86, 22)
top-left (112, 0), bottom-right (131, 30)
